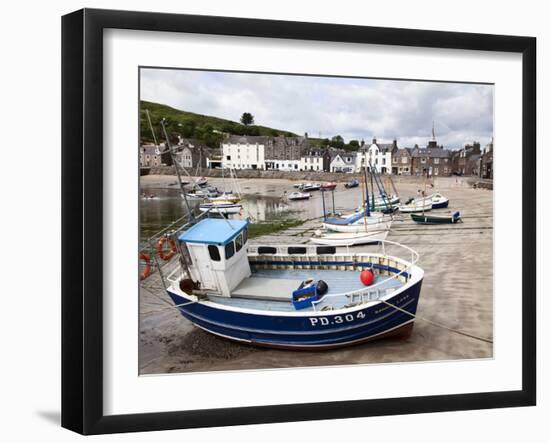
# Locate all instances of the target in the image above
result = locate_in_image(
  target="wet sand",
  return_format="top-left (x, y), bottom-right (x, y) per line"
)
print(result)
top-left (139, 175), bottom-right (493, 374)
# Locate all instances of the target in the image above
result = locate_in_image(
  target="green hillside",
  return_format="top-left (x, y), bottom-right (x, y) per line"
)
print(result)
top-left (140, 100), bottom-right (297, 148)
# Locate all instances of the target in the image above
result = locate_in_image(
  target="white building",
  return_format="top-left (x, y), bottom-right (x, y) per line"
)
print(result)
top-left (330, 152), bottom-right (357, 173)
top-left (300, 154), bottom-right (323, 171)
top-left (221, 136), bottom-right (266, 170)
top-left (356, 138), bottom-right (396, 174)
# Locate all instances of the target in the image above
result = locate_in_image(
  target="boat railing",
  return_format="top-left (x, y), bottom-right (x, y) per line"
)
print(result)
top-left (248, 239), bottom-right (420, 311)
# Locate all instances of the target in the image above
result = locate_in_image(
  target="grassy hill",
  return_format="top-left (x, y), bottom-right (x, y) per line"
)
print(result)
top-left (140, 100), bottom-right (298, 148)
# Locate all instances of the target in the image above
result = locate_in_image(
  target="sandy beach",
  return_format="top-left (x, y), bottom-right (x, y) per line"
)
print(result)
top-left (139, 175), bottom-right (493, 374)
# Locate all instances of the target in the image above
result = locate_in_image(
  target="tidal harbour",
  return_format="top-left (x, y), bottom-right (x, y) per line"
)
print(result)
top-left (139, 175), bottom-right (493, 374)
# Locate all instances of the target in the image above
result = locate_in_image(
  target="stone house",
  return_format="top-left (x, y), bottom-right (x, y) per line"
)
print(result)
top-left (391, 148), bottom-right (412, 175)
top-left (140, 143), bottom-right (172, 167)
top-left (174, 139), bottom-right (211, 170)
top-left (411, 145), bottom-right (452, 177)
top-left (452, 142), bottom-right (482, 175)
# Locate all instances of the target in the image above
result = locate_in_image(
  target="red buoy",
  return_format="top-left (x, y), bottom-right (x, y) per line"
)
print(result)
top-left (360, 269), bottom-right (374, 286)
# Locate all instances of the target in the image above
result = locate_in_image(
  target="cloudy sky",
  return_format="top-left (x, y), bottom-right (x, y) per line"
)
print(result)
top-left (140, 68), bottom-right (493, 150)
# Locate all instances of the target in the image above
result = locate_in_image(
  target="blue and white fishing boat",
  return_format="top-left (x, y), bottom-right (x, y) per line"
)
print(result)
top-left (162, 217), bottom-right (424, 349)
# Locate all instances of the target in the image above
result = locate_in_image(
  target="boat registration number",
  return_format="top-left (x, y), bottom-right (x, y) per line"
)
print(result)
top-left (309, 311), bottom-right (366, 327)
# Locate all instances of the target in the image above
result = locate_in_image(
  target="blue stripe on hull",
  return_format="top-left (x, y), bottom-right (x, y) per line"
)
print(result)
top-left (432, 200), bottom-right (449, 209)
top-left (167, 280), bottom-right (422, 349)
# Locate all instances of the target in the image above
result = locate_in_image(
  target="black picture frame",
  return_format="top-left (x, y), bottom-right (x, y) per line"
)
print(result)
top-left (61, 8), bottom-right (536, 435)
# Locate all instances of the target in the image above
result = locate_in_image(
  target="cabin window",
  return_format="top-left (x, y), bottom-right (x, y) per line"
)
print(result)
top-left (225, 241), bottom-right (235, 259)
top-left (208, 245), bottom-right (221, 261)
top-left (235, 233), bottom-right (243, 252)
top-left (243, 228), bottom-right (248, 244)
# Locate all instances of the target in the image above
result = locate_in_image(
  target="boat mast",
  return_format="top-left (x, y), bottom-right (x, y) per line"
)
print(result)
top-left (160, 118), bottom-right (195, 222)
top-left (363, 166), bottom-right (370, 217)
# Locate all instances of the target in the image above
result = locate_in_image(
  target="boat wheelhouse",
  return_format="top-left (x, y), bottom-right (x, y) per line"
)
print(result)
top-left (163, 217), bottom-right (424, 349)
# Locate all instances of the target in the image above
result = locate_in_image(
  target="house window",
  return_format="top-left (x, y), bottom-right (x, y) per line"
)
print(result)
top-left (443, 167), bottom-right (448, 173)
top-left (434, 158), bottom-right (440, 164)
top-left (401, 157), bottom-right (407, 164)
top-left (421, 157), bottom-right (426, 163)
top-left (226, 155), bottom-right (231, 160)
top-left (208, 245), bottom-right (221, 261)
top-left (225, 242), bottom-right (235, 260)
top-left (434, 167), bottom-right (439, 175)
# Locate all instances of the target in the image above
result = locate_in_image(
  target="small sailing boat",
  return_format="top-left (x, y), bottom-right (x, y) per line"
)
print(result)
top-left (313, 166), bottom-right (391, 245)
top-left (209, 191), bottom-right (241, 203)
top-left (411, 211), bottom-right (462, 224)
top-left (287, 191), bottom-right (311, 201)
top-left (199, 200), bottom-right (242, 215)
top-left (428, 193), bottom-right (450, 209)
top-left (323, 213), bottom-right (392, 233)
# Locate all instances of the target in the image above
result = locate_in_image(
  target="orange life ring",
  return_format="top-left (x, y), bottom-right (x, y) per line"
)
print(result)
top-left (139, 252), bottom-right (152, 280)
top-left (156, 236), bottom-right (177, 261)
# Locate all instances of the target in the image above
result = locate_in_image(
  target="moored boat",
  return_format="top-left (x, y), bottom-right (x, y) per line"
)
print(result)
top-left (398, 199), bottom-right (433, 213)
top-left (411, 211), bottom-right (462, 224)
top-left (344, 178), bottom-right (359, 189)
top-left (323, 211), bottom-right (392, 233)
top-left (300, 183), bottom-right (321, 191)
top-left (209, 192), bottom-right (241, 203)
top-left (287, 191), bottom-right (311, 201)
top-left (428, 193), bottom-right (450, 209)
top-left (199, 201), bottom-right (242, 214)
top-left (310, 228), bottom-right (389, 246)
top-left (161, 218), bottom-right (424, 349)
top-left (321, 181), bottom-right (337, 190)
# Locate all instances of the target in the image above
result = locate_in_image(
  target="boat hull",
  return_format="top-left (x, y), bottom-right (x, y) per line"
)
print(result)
top-left (431, 199), bottom-right (449, 209)
top-left (410, 212), bottom-right (461, 224)
top-left (323, 219), bottom-right (392, 233)
top-left (167, 279), bottom-right (422, 350)
top-left (310, 230), bottom-right (389, 246)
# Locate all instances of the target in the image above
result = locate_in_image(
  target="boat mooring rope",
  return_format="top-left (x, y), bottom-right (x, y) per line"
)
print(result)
top-left (379, 299), bottom-right (493, 344)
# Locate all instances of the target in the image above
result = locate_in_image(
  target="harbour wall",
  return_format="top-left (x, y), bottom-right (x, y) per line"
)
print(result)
top-left (148, 166), bottom-right (489, 185)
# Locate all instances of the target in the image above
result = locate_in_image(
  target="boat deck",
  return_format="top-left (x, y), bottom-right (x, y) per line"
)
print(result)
top-left (207, 268), bottom-right (404, 312)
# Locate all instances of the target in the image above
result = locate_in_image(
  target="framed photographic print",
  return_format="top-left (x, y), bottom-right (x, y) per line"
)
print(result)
top-left (61, 8), bottom-right (536, 435)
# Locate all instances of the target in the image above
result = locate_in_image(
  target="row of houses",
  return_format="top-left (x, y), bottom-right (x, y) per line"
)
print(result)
top-left (140, 134), bottom-right (494, 179)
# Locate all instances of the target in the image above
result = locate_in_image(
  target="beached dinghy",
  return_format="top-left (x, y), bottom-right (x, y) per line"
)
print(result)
top-left (398, 199), bottom-right (433, 213)
top-left (310, 229), bottom-right (389, 246)
top-left (411, 211), bottom-right (462, 224)
top-left (344, 178), bottom-right (359, 189)
top-left (300, 183), bottom-right (321, 191)
top-left (164, 218), bottom-right (424, 349)
top-left (323, 211), bottom-right (392, 233)
top-left (199, 201), bottom-right (242, 215)
top-left (287, 191), bottom-right (311, 201)
top-left (209, 192), bottom-right (241, 203)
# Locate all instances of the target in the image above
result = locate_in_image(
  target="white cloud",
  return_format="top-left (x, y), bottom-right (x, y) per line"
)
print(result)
top-left (140, 68), bottom-right (493, 149)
